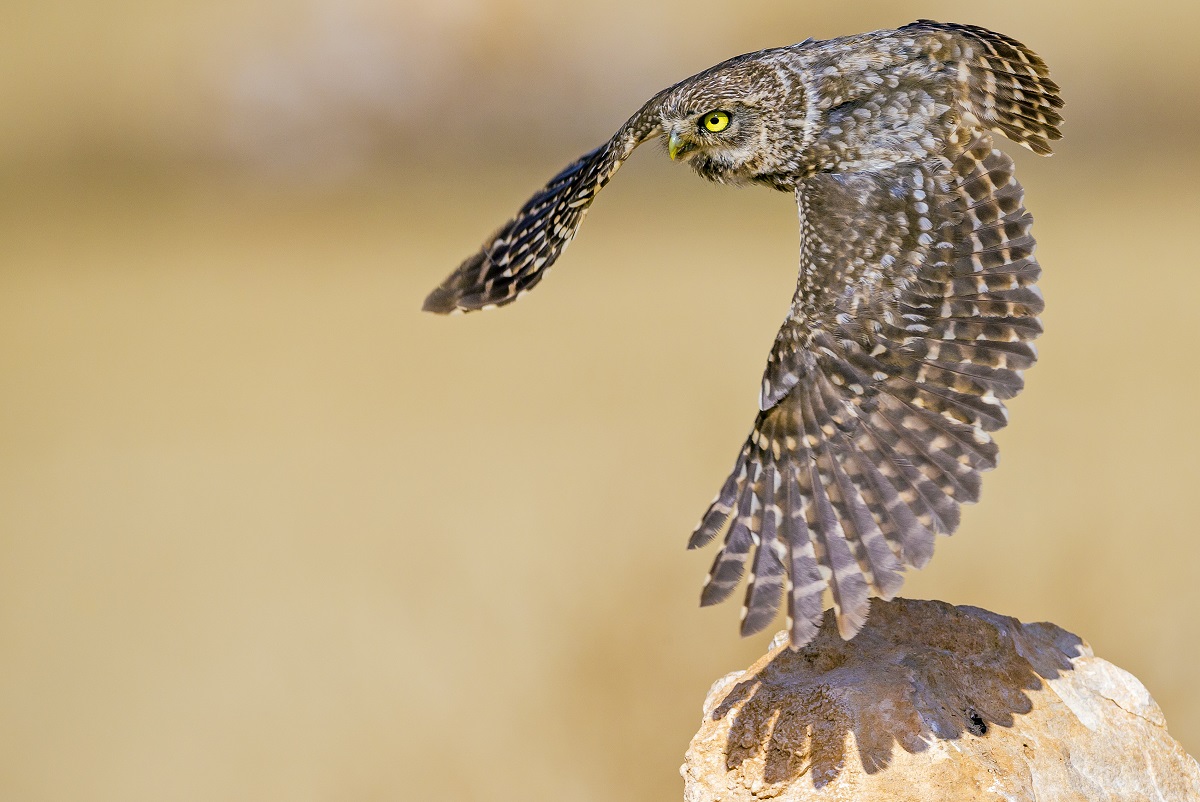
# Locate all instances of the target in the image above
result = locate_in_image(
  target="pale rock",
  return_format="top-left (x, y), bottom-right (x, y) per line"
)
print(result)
top-left (681, 598), bottom-right (1200, 801)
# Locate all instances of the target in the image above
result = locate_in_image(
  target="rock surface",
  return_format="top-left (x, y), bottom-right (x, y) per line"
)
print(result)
top-left (682, 599), bottom-right (1200, 801)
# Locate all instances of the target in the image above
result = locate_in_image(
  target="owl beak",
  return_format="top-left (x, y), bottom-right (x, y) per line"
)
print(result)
top-left (668, 130), bottom-right (689, 161)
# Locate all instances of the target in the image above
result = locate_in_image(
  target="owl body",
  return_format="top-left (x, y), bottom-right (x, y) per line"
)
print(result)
top-left (424, 21), bottom-right (1062, 648)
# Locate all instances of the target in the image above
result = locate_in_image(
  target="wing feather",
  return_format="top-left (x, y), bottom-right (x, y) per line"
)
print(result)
top-left (423, 102), bottom-right (662, 314)
top-left (694, 131), bottom-right (1049, 645)
top-left (901, 20), bottom-right (1064, 154)
top-left (782, 461), bottom-right (825, 646)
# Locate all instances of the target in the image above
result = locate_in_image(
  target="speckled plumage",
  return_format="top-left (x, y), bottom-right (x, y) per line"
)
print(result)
top-left (424, 20), bottom-right (1062, 648)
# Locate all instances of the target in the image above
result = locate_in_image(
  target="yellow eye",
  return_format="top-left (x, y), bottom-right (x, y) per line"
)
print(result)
top-left (701, 110), bottom-right (731, 133)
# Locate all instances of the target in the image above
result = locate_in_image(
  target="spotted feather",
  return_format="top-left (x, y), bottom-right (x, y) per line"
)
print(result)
top-left (423, 103), bottom-right (664, 314)
top-left (694, 130), bottom-right (1052, 646)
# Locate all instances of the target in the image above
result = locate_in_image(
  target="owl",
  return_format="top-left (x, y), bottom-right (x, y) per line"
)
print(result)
top-left (423, 20), bottom-right (1062, 648)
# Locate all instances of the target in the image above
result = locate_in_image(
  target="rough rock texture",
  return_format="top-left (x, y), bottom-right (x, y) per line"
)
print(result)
top-left (682, 599), bottom-right (1200, 801)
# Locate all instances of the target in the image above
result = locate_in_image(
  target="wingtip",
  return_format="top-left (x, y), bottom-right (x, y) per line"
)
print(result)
top-left (698, 581), bottom-right (724, 607)
top-left (835, 604), bottom-right (870, 641)
top-left (421, 286), bottom-right (458, 315)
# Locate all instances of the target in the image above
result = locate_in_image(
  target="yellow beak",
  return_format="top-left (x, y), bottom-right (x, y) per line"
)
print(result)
top-left (668, 130), bottom-right (687, 161)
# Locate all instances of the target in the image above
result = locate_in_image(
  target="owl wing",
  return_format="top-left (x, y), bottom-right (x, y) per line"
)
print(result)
top-left (423, 99), bottom-right (665, 314)
top-left (900, 20), bottom-right (1064, 155)
top-left (689, 132), bottom-right (1045, 647)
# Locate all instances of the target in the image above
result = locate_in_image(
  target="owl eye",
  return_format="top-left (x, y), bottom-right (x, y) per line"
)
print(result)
top-left (701, 110), bottom-right (731, 133)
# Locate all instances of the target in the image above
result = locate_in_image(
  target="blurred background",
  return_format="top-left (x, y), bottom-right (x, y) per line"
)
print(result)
top-left (2, 1), bottom-right (1198, 799)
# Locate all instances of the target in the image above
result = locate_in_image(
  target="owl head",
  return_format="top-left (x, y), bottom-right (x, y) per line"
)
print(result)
top-left (655, 57), bottom-right (799, 186)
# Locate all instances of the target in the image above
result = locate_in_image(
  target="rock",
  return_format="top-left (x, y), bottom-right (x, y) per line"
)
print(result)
top-left (681, 598), bottom-right (1200, 802)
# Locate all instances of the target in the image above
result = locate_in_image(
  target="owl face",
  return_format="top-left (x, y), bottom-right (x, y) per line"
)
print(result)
top-left (659, 100), bottom-right (771, 185)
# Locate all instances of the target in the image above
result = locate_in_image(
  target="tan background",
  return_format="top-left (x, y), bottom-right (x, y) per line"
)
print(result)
top-left (2, 1), bottom-right (1197, 800)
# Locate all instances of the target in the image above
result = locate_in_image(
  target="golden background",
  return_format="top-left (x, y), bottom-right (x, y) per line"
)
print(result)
top-left (2, 1), bottom-right (1197, 799)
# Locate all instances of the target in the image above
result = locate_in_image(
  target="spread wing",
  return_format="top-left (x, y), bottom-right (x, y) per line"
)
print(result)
top-left (689, 133), bottom-right (1046, 647)
top-left (688, 20), bottom-right (1061, 648)
top-left (423, 101), bottom-right (663, 314)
